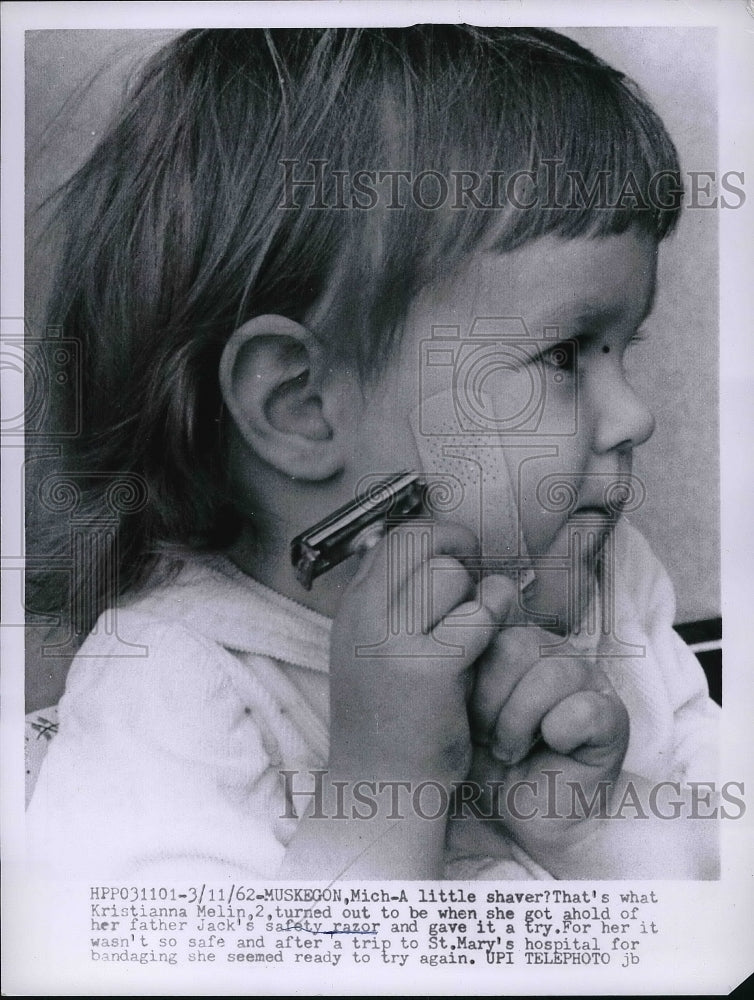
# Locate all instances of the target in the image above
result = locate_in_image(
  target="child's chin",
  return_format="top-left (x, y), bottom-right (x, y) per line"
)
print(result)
top-left (514, 517), bottom-right (615, 631)
top-left (518, 564), bottom-right (601, 635)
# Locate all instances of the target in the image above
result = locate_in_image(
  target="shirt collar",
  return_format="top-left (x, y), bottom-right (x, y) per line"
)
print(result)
top-left (122, 549), bottom-right (332, 673)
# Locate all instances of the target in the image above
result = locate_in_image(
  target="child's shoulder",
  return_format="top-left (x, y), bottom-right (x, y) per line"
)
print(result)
top-left (74, 549), bottom-right (247, 661)
top-left (56, 553), bottom-right (280, 755)
top-left (63, 603), bottom-right (242, 738)
top-left (64, 547), bottom-right (331, 708)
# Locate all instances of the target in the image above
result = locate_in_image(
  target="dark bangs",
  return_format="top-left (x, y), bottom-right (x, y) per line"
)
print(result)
top-left (483, 29), bottom-right (683, 246)
top-left (308, 27), bottom-right (683, 372)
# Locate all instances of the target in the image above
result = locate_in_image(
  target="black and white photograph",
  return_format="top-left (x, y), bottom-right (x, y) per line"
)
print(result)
top-left (2, 0), bottom-right (753, 994)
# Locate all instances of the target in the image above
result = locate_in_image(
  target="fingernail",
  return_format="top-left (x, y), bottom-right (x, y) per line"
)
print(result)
top-left (491, 744), bottom-right (519, 765)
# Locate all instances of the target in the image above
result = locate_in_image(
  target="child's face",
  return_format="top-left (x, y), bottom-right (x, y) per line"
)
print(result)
top-left (350, 229), bottom-right (658, 626)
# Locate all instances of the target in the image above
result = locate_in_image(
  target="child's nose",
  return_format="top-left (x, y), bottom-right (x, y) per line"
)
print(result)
top-left (591, 371), bottom-right (656, 454)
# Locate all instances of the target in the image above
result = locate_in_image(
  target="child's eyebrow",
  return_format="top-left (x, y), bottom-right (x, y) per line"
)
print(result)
top-left (547, 286), bottom-right (657, 335)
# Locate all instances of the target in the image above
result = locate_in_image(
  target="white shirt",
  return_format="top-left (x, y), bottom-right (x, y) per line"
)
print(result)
top-left (26, 520), bottom-right (719, 880)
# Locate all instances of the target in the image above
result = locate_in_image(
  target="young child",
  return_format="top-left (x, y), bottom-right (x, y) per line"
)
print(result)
top-left (27, 26), bottom-right (719, 881)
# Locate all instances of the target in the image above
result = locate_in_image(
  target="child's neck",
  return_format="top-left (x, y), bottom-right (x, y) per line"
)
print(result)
top-left (225, 523), bottom-right (355, 619)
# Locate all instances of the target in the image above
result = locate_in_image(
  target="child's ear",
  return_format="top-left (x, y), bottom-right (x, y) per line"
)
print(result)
top-left (219, 315), bottom-right (350, 480)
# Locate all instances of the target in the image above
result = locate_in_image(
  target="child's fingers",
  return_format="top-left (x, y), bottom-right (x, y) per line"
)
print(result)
top-left (425, 576), bottom-right (518, 684)
top-left (429, 569), bottom-right (516, 635)
top-left (426, 563), bottom-right (517, 631)
top-left (351, 521), bottom-right (479, 598)
top-left (351, 521), bottom-right (483, 635)
top-left (416, 556), bottom-right (476, 633)
top-left (540, 688), bottom-right (630, 767)
top-left (489, 657), bottom-right (599, 764)
top-left (469, 624), bottom-right (554, 740)
top-left (476, 574), bottom-right (518, 624)
top-left (431, 600), bottom-right (501, 669)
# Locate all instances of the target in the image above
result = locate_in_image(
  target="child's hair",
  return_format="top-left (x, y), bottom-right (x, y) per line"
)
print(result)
top-left (29, 26), bottom-right (683, 638)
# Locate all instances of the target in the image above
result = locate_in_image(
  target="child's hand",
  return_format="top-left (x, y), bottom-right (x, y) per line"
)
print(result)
top-left (459, 625), bottom-right (717, 880)
top-left (282, 524), bottom-right (516, 879)
top-left (467, 624), bottom-right (630, 861)
top-left (329, 523), bottom-right (516, 788)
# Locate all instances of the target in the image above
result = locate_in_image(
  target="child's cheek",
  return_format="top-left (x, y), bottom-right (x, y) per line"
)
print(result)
top-left (508, 444), bottom-right (586, 556)
top-left (351, 386), bottom-right (423, 478)
top-left (408, 389), bottom-right (524, 561)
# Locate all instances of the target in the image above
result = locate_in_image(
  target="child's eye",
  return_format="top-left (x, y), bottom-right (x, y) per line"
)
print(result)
top-left (540, 341), bottom-right (576, 372)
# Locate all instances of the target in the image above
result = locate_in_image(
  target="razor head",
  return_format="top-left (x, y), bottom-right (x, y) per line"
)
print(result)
top-left (291, 472), bottom-right (426, 589)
